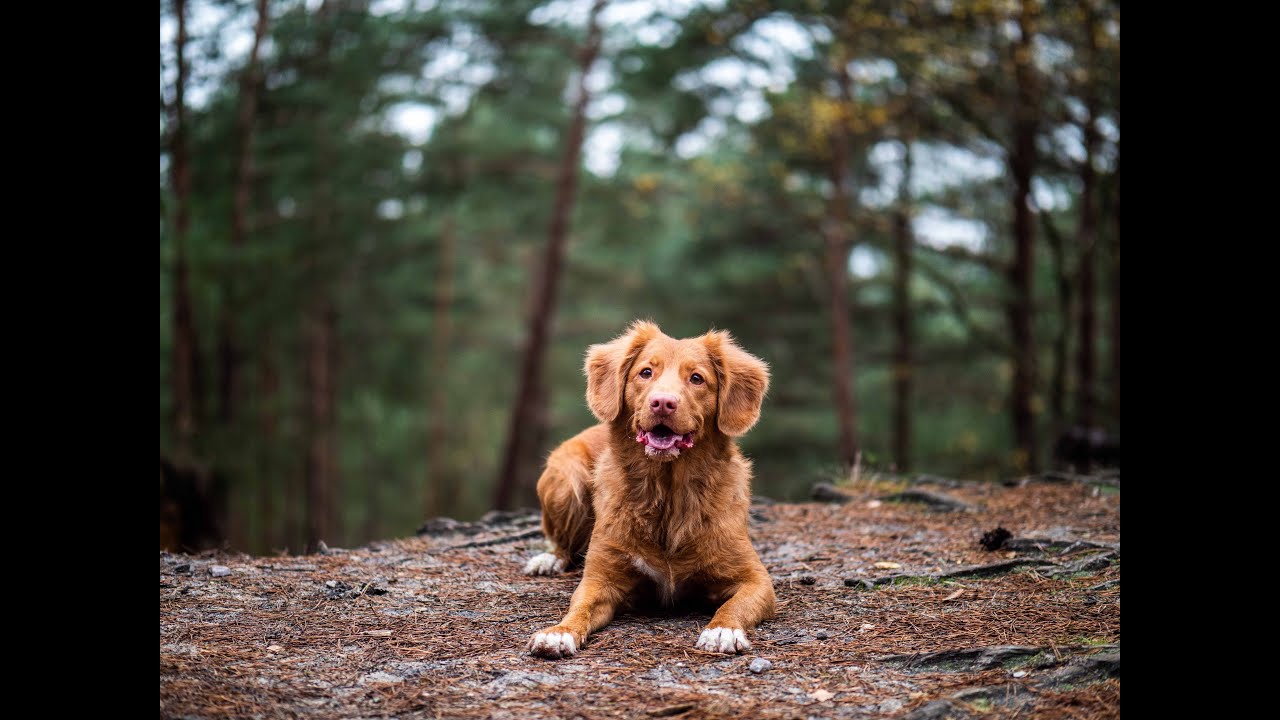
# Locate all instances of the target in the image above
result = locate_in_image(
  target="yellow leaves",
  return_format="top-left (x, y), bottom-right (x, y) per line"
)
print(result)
top-left (688, 159), bottom-right (746, 208)
top-left (809, 95), bottom-right (846, 138)
top-left (900, 36), bottom-right (928, 55)
top-left (814, 96), bottom-right (891, 139)
top-left (866, 105), bottom-right (889, 129)
top-left (632, 174), bottom-right (660, 194)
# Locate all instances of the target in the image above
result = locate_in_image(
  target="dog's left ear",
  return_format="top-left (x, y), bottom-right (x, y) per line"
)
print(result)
top-left (704, 331), bottom-right (770, 436)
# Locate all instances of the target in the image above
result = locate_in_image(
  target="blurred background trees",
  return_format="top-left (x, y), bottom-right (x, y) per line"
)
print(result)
top-left (159, 0), bottom-right (1120, 555)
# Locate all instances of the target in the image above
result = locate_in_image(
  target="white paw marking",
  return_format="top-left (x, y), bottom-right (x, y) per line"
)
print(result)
top-left (696, 626), bottom-right (751, 654)
top-left (528, 630), bottom-right (577, 658)
top-left (523, 552), bottom-right (566, 576)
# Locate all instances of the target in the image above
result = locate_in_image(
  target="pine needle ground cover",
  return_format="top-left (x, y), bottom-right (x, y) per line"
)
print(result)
top-left (160, 477), bottom-right (1119, 719)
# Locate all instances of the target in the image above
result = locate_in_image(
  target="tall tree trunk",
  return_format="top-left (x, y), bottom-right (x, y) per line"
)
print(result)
top-left (891, 140), bottom-right (914, 473)
top-left (302, 0), bottom-right (340, 552)
top-left (493, 0), bottom-right (607, 511)
top-left (1043, 209), bottom-right (1072, 439)
top-left (217, 0), bottom-right (271, 426)
top-left (304, 300), bottom-right (337, 553)
top-left (1006, 0), bottom-right (1040, 473)
top-left (1109, 150), bottom-right (1120, 427)
top-left (169, 0), bottom-right (202, 461)
top-left (257, 348), bottom-right (279, 551)
top-left (1074, 6), bottom-right (1100, 451)
top-left (823, 56), bottom-right (859, 470)
top-left (1074, 113), bottom-right (1098, 454)
top-left (426, 217), bottom-right (456, 518)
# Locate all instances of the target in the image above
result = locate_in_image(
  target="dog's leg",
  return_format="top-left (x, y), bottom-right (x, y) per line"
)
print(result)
top-left (528, 551), bottom-right (636, 659)
top-left (695, 568), bottom-right (775, 654)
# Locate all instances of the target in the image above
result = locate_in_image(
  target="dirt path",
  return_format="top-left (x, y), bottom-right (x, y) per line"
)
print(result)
top-left (160, 477), bottom-right (1119, 719)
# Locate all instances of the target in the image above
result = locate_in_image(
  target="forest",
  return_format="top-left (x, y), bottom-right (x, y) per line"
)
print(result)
top-left (158, 0), bottom-right (1120, 557)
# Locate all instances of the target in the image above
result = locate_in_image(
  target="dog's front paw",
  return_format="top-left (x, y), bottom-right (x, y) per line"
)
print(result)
top-left (696, 626), bottom-right (751, 654)
top-left (528, 626), bottom-right (581, 659)
top-left (523, 552), bottom-right (567, 576)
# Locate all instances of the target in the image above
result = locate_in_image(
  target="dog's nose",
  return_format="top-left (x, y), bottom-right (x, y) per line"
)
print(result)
top-left (650, 393), bottom-right (679, 416)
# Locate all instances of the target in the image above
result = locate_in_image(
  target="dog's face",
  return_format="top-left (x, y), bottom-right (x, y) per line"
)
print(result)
top-left (584, 321), bottom-right (769, 461)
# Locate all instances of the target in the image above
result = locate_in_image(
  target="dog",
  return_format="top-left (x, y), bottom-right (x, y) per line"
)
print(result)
top-left (524, 320), bottom-right (775, 658)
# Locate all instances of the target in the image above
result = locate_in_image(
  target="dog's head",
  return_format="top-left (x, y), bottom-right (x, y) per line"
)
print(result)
top-left (584, 320), bottom-right (770, 461)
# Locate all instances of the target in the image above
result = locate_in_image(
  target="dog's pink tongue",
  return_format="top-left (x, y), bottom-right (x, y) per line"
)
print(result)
top-left (637, 431), bottom-right (694, 451)
top-left (646, 432), bottom-right (678, 450)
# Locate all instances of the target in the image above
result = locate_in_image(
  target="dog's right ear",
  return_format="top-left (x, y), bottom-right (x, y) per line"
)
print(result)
top-left (585, 320), bottom-right (661, 423)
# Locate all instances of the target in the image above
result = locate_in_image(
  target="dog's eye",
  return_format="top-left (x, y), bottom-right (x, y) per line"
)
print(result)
top-left (639, 368), bottom-right (652, 379)
top-left (690, 373), bottom-right (704, 385)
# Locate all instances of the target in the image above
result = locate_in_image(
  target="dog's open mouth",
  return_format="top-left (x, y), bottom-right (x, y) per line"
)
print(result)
top-left (636, 424), bottom-right (695, 456)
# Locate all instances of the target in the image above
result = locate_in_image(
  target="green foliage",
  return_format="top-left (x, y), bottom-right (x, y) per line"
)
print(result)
top-left (160, 0), bottom-right (1119, 554)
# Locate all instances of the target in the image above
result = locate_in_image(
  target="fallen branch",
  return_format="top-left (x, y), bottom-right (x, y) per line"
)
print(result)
top-left (909, 474), bottom-right (974, 488)
top-left (1003, 537), bottom-right (1119, 554)
top-left (845, 558), bottom-right (1058, 589)
top-left (811, 483), bottom-right (855, 504)
top-left (1025, 471), bottom-right (1120, 488)
top-left (880, 489), bottom-right (977, 513)
top-left (881, 645), bottom-right (1045, 671)
top-left (447, 528), bottom-right (544, 550)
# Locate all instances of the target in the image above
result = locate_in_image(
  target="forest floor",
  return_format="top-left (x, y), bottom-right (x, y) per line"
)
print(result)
top-left (160, 473), bottom-right (1119, 719)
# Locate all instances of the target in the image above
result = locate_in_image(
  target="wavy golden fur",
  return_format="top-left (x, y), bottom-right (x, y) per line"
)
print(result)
top-left (525, 320), bottom-right (775, 658)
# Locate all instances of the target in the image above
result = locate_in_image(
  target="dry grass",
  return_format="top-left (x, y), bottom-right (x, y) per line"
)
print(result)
top-left (160, 480), bottom-right (1119, 719)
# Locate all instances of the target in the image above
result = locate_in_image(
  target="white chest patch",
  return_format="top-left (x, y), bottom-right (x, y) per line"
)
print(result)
top-left (631, 555), bottom-right (679, 604)
top-left (631, 555), bottom-right (666, 584)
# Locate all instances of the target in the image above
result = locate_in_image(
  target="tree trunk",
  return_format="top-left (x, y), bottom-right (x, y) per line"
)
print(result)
top-left (1109, 150), bottom-right (1120, 427)
top-left (1043, 209), bottom-right (1072, 439)
top-left (302, 0), bottom-right (340, 552)
top-left (823, 56), bottom-right (859, 470)
top-left (257, 347), bottom-right (279, 551)
top-left (1074, 5), bottom-right (1101, 453)
top-left (1006, 0), bottom-right (1039, 473)
top-left (426, 217), bottom-right (456, 518)
top-left (217, 0), bottom-right (270, 426)
top-left (1074, 109), bottom-right (1098, 455)
top-left (169, 0), bottom-right (202, 461)
top-left (891, 140), bottom-right (914, 473)
top-left (304, 300), bottom-right (337, 553)
top-left (493, 0), bottom-right (607, 511)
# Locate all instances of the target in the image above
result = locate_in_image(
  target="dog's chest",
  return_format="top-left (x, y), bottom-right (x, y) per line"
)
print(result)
top-left (629, 552), bottom-right (693, 605)
top-left (630, 554), bottom-right (668, 585)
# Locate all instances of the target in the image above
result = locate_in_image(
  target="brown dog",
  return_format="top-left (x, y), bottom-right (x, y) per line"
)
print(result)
top-left (524, 320), bottom-right (775, 658)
